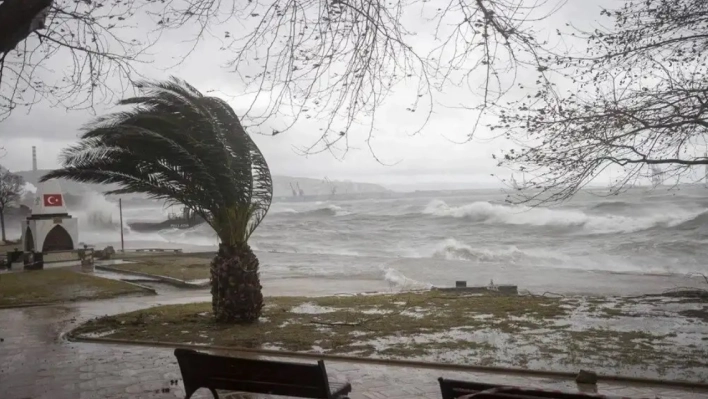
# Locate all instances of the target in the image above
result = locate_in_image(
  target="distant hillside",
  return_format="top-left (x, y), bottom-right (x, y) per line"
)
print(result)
top-left (13, 170), bottom-right (389, 199)
top-left (271, 175), bottom-right (389, 198)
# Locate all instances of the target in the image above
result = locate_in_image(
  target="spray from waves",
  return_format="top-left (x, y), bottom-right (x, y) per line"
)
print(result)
top-left (155, 223), bottom-right (219, 247)
top-left (431, 238), bottom-right (567, 264)
top-left (270, 207), bottom-right (299, 215)
top-left (282, 204), bottom-right (350, 217)
top-left (23, 182), bottom-right (37, 194)
top-left (380, 266), bottom-right (433, 290)
top-left (70, 192), bottom-right (124, 231)
top-left (422, 199), bottom-right (694, 234)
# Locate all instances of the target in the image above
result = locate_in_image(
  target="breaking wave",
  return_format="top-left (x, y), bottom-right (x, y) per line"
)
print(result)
top-left (381, 266), bottom-right (432, 290)
top-left (270, 207), bottom-right (298, 214)
top-left (422, 199), bottom-right (692, 234)
top-left (589, 201), bottom-right (633, 212)
top-left (305, 205), bottom-right (348, 216)
top-left (670, 210), bottom-right (708, 232)
top-left (273, 204), bottom-right (350, 217)
top-left (431, 238), bottom-right (566, 264)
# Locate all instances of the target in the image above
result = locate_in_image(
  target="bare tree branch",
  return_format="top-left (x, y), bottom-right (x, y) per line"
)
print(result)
top-left (494, 0), bottom-right (708, 205)
top-left (0, 0), bottom-right (561, 155)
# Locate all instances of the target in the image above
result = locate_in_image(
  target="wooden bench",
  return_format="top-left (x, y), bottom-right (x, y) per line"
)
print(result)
top-left (174, 348), bottom-right (352, 399)
top-left (438, 378), bottom-right (641, 399)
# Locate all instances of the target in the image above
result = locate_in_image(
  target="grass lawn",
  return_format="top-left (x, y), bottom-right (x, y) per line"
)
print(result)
top-left (71, 291), bottom-right (708, 381)
top-left (111, 256), bottom-right (210, 281)
top-left (0, 268), bottom-right (152, 307)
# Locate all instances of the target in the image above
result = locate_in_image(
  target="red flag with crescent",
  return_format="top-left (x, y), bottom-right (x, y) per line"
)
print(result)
top-left (43, 194), bottom-right (63, 207)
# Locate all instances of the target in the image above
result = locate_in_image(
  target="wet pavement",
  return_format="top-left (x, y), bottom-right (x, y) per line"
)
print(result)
top-left (1, 290), bottom-right (708, 399)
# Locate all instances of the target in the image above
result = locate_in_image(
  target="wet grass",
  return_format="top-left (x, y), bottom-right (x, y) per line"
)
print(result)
top-left (111, 256), bottom-right (211, 281)
top-left (70, 291), bottom-right (708, 380)
top-left (680, 307), bottom-right (708, 322)
top-left (0, 268), bottom-right (151, 306)
top-left (72, 292), bottom-right (568, 354)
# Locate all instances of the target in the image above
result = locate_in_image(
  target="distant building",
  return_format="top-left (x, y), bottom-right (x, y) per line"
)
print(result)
top-left (21, 179), bottom-right (78, 252)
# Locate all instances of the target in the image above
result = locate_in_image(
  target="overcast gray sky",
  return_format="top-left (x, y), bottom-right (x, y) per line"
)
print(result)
top-left (0, 0), bottom-right (612, 191)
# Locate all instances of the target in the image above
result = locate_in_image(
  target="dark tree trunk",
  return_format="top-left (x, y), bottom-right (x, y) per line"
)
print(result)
top-left (0, 210), bottom-right (5, 243)
top-left (0, 0), bottom-right (53, 55)
top-left (211, 243), bottom-right (263, 323)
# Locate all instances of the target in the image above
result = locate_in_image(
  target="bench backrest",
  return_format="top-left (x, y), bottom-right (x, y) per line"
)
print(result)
top-left (175, 348), bottom-right (332, 398)
top-left (438, 378), bottom-right (615, 399)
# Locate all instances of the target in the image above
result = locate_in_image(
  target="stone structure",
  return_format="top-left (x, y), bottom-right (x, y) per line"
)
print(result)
top-left (78, 245), bottom-right (95, 272)
top-left (20, 179), bottom-right (78, 253)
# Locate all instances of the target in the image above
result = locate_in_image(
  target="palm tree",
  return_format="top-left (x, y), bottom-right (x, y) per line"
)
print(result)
top-left (40, 78), bottom-right (272, 323)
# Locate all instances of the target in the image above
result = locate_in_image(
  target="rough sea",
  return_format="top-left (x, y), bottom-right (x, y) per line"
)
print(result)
top-left (66, 185), bottom-right (708, 295)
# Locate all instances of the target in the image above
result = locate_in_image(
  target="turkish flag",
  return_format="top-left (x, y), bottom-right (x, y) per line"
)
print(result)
top-left (43, 194), bottom-right (63, 207)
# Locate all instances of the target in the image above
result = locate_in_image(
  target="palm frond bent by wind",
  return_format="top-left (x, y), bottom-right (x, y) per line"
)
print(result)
top-left (41, 77), bottom-right (273, 323)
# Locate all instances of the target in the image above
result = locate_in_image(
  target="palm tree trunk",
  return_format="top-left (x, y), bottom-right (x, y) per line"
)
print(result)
top-left (211, 243), bottom-right (263, 323)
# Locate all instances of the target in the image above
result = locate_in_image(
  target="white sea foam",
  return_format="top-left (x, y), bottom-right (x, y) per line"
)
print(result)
top-left (381, 266), bottom-right (432, 290)
top-left (422, 199), bottom-right (693, 234)
top-left (431, 238), bottom-right (566, 263)
top-left (316, 204), bottom-right (350, 216)
top-left (271, 207), bottom-right (298, 214)
top-left (64, 186), bottom-right (708, 283)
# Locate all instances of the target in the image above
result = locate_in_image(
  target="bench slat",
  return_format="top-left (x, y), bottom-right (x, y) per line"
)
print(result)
top-left (187, 356), bottom-right (324, 386)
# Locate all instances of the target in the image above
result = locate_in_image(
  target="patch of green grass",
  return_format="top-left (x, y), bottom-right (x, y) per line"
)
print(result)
top-left (0, 268), bottom-right (151, 306)
top-left (112, 256), bottom-right (211, 281)
top-left (380, 339), bottom-right (497, 358)
top-left (561, 328), bottom-right (679, 367)
top-left (70, 291), bottom-right (708, 378)
top-left (600, 306), bottom-right (630, 318)
top-left (72, 292), bottom-right (569, 354)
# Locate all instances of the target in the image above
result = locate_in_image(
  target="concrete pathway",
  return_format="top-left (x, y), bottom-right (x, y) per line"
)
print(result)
top-left (1, 291), bottom-right (708, 399)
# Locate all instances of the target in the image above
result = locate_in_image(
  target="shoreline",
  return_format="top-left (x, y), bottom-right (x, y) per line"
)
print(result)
top-left (99, 250), bottom-right (708, 298)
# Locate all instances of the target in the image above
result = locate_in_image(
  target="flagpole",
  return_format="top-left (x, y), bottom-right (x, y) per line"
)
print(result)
top-left (119, 198), bottom-right (124, 252)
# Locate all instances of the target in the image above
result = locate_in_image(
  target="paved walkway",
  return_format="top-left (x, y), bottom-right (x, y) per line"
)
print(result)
top-left (1, 291), bottom-right (708, 399)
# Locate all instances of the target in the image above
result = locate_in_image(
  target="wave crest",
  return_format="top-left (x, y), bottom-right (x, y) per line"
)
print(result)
top-left (299, 204), bottom-right (350, 217)
top-left (431, 238), bottom-right (566, 264)
top-left (671, 210), bottom-right (708, 232)
top-left (422, 200), bottom-right (690, 234)
top-left (381, 267), bottom-right (432, 290)
top-left (589, 201), bottom-right (632, 212)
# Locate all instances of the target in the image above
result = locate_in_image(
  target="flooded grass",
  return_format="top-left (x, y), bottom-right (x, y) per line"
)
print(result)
top-left (71, 291), bottom-right (708, 381)
top-left (0, 267), bottom-right (151, 306)
top-left (110, 256), bottom-right (211, 281)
